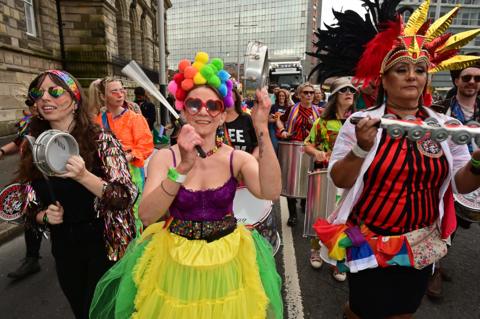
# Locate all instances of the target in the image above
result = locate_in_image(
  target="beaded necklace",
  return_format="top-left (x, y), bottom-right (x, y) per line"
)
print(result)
top-left (204, 139), bottom-right (223, 157)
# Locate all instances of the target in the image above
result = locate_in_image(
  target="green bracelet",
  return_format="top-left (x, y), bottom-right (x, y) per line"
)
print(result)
top-left (471, 157), bottom-right (480, 169)
top-left (167, 167), bottom-right (187, 184)
top-left (42, 212), bottom-right (49, 225)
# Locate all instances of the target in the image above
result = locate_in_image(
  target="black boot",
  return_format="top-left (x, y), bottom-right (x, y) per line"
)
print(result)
top-left (287, 198), bottom-right (298, 227)
top-left (7, 257), bottom-right (41, 280)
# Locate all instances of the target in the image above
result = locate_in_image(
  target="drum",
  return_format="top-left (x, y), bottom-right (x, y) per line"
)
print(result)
top-left (278, 141), bottom-right (311, 198)
top-left (454, 189), bottom-right (480, 223)
top-left (0, 183), bottom-right (27, 224)
top-left (244, 41), bottom-right (268, 96)
top-left (30, 129), bottom-right (79, 176)
top-left (233, 187), bottom-right (281, 255)
top-left (303, 170), bottom-right (338, 237)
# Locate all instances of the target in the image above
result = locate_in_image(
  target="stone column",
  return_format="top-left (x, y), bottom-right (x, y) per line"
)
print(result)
top-left (117, 18), bottom-right (132, 60)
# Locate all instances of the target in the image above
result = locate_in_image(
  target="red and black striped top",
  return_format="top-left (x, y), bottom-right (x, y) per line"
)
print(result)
top-left (350, 108), bottom-right (449, 235)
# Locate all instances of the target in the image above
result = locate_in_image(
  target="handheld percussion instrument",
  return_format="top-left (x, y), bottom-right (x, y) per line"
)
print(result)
top-left (233, 187), bottom-right (281, 255)
top-left (27, 129), bottom-right (79, 176)
top-left (454, 190), bottom-right (480, 223)
top-left (244, 41), bottom-right (269, 98)
top-left (121, 61), bottom-right (207, 158)
top-left (278, 141), bottom-right (311, 198)
top-left (350, 115), bottom-right (480, 145)
top-left (0, 183), bottom-right (27, 223)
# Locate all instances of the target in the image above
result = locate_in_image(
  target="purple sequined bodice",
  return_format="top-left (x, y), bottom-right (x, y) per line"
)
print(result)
top-left (168, 149), bottom-right (238, 221)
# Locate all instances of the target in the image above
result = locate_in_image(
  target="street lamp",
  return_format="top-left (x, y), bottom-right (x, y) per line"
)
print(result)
top-left (234, 12), bottom-right (257, 82)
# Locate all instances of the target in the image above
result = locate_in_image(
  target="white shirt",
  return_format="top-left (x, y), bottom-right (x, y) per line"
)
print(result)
top-left (327, 104), bottom-right (471, 226)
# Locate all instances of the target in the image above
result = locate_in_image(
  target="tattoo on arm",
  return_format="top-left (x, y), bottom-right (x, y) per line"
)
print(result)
top-left (258, 132), bottom-right (264, 159)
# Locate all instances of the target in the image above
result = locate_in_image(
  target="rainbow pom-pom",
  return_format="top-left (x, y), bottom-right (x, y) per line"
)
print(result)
top-left (195, 52), bottom-right (209, 64)
top-left (210, 58), bottom-right (224, 72)
top-left (184, 66), bottom-right (198, 79)
top-left (181, 79), bottom-right (194, 91)
top-left (178, 60), bottom-right (191, 73)
top-left (193, 73), bottom-right (207, 85)
top-left (167, 80), bottom-right (178, 95)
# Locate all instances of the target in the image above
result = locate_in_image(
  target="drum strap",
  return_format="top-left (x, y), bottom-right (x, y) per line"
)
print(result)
top-left (101, 112), bottom-right (111, 131)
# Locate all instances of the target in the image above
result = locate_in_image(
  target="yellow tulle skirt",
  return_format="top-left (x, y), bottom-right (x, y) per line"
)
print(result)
top-left (90, 220), bottom-right (283, 319)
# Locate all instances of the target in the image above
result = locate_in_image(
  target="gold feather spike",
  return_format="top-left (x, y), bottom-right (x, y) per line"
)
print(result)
top-left (404, 0), bottom-right (430, 36)
top-left (425, 6), bottom-right (460, 42)
top-left (437, 29), bottom-right (480, 53)
top-left (429, 55), bottom-right (480, 73)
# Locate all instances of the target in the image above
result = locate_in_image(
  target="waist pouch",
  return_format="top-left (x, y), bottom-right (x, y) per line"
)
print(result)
top-left (169, 215), bottom-right (237, 242)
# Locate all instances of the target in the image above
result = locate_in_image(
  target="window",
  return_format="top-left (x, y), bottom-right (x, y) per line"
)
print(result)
top-left (24, 0), bottom-right (37, 36)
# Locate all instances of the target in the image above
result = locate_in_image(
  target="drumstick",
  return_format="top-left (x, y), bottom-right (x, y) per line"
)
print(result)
top-left (121, 61), bottom-right (207, 158)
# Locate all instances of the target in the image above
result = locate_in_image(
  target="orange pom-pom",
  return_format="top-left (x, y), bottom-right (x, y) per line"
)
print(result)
top-left (184, 66), bottom-right (198, 79)
top-left (181, 79), bottom-right (194, 91)
top-left (178, 60), bottom-right (191, 73)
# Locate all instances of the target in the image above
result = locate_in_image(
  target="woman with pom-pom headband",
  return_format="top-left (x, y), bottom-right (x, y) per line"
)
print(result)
top-left (90, 52), bottom-right (284, 319)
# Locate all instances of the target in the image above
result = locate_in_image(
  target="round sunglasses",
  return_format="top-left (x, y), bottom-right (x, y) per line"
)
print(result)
top-left (338, 87), bottom-right (356, 94)
top-left (29, 86), bottom-right (67, 100)
top-left (184, 98), bottom-right (225, 117)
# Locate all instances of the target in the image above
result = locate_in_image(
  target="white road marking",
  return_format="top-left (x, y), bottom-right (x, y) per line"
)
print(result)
top-left (279, 196), bottom-right (304, 319)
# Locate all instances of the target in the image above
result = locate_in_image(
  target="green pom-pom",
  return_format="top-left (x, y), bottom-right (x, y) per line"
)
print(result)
top-left (207, 75), bottom-right (221, 88)
top-left (200, 65), bottom-right (215, 79)
top-left (210, 58), bottom-right (224, 72)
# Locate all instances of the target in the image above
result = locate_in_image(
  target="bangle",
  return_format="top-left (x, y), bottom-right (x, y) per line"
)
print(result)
top-left (167, 167), bottom-right (187, 184)
top-left (471, 157), bottom-right (480, 169)
top-left (42, 212), bottom-right (49, 225)
top-left (351, 144), bottom-right (369, 158)
top-left (160, 181), bottom-right (176, 197)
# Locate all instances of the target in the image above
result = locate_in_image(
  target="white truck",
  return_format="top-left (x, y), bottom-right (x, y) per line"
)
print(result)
top-left (268, 57), bottom-right (304, 90)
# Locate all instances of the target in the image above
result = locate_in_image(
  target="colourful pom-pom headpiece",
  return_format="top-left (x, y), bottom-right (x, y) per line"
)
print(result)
top-left (46, 70), bottom-right (82, 103)
top-left (168, 52), bottom-right (234, 111)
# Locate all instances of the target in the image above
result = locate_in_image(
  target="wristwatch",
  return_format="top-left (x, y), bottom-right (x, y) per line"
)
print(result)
top-left (167, 167), bottom-right (187, 184)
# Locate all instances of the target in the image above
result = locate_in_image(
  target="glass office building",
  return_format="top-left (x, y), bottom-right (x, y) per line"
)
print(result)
top-left (167, 0), bottom-right (319, 76)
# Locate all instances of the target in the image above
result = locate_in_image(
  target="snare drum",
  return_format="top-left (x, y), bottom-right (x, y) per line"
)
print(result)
top-left (31, 129), bottom-right (79, 176)
top-left (0, 183), bottom-right (27, 224)
top-left (454, 189), bottom-right (480, 223)
top-left (303, 170), bottom-right (337, 237)
top-left (233, 187), bottom-right (281, 255)
top-left (278, 141), bottom-right (311, 198)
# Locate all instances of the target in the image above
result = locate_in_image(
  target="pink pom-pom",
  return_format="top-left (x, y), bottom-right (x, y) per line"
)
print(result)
top-left (178, 60), bottom-right (191, 73)
top-left (224, 95), bottom-right (234, 108)
top-left (184, 66), bottom-right (197, 79)
top-left (176, 88), bottom-right (187, 101)
top-left (175, 100), bottom-right (184, 110)
top-left (167, 80), bottom-right (178, 95)
top-left (181, 78), bottom-right (194, 91)
top-left (173, 73), bottom-right (184, 84)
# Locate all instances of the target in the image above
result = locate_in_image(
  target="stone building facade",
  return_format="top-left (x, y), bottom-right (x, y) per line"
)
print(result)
top-left (0, 0), bottom-right (171, 137)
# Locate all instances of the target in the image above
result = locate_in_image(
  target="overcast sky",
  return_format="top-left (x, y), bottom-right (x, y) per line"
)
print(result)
top-left (320, 0), bottom-right (367, 29)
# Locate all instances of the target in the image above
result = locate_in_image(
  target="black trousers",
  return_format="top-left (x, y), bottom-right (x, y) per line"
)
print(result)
top-left (25, 227), bottom-right (42, 258)
top-left (286, 197), bottom-right (306, 217)
top-left (50, 220), bottom-right (114, 319)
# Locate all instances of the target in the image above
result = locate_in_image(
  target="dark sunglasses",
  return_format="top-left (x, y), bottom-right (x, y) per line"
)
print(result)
top-left (184, 98), bottom-right (225, 117)
top-left (302, 91), bottom-right (315, 95)
top-left (29, 86), bottom-right (67, 100)
top-left (461, 75), bottom-right (480, 83)
top-left (338, 87), bottom-right (356, 94)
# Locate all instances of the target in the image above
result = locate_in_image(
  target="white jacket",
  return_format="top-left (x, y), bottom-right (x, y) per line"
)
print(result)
top-left (327, 104), bottom-right (471, 226)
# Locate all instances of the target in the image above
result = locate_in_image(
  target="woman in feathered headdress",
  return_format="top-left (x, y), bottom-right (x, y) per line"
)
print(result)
top-left (312, 1), bottom-right (480, 318)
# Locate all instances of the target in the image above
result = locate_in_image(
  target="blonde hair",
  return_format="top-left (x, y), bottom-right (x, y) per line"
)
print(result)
top-left (296, 82), bottom-right (315, 96)
top-left (87, 79), bottom-right (103, 116)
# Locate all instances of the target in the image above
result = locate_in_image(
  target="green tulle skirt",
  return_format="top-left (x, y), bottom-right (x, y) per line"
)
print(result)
top-left (90, 223), bottom-right (283, 319)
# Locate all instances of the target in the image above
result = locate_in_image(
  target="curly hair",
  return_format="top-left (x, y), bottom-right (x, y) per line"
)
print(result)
top-left (17, 71), bottom-right (101, 182)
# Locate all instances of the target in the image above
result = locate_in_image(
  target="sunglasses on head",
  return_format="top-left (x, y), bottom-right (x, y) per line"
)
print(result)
top-left (302, 90), bottom-right (315, 95)
top-left (461, 75), bottom-right (480, 83)
top-left (29, 86), bottom-right (67, 100)
top-left (338, 87), bottom-right (356, 94)
top-left (184, 97), bottom-right (224, 117)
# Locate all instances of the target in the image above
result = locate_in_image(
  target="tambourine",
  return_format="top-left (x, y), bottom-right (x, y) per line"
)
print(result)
top-left (244, 41), bottom-right (268, 94)
top-left (0, 183), bottom-right (27, 223)
top-left (27, 129), bottom-right (79, 176)
top-left (454, 189), bottom-right (480, 223)
top-left (350, 115), bottom-right (480, 145)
